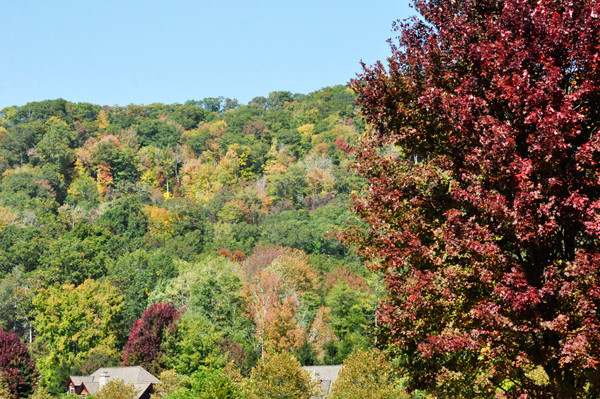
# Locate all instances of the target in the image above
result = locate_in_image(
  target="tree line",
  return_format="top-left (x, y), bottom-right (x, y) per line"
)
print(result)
top-left (0, 86), bottom-right (389, 398)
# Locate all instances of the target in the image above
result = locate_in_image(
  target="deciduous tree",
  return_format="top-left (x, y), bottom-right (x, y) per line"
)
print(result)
top-left (32, 279), bottom-right (123, 394)
top-left (330, 349), bottom-right (407, 399)
top-left (0, 329), bottom-right (38, 399)
top-left (345, 0), bottom-right (600, 397)
top-left (168, 367), bottom-right (242, 399)
top-left (94, 379), bottom-right (138, 399)
top-left (163, 312), bottom-right (226, 375)
top-left (121, 302), bottom-right (179, 374)
top-left (243, 352), bottom-right (319, 399)
top-left (245, 271), bottom-right (305, 353)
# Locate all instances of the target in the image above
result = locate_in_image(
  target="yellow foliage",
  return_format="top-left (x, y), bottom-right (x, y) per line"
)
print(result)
top-left (311, 133), bottom-right (325, 147)
top-left (331, 122), bottom-right (357, 143)
top-left (217, 150), bottom-right (240, 186)
top-left (45, 116), bottom-right (69, 129)
top-left (525, 365), bottom-right (550, 386)
top-left (141, 169), bottom-right (159, 188)
top-left (0, 206), bottom-right (17, 228)
top-left (1, 167), bottom-right (25, 181)
top-left (229, 143), bottom-right (254, 180)
top-left (32, 280), bottom-right (124, 389)
top-left (306, 167), bottom-right (336, 195)
top-left (150, 370), bottom-right (184, 399)
top-left (297, 123), bottom-right (315, 139)
top-left (181, 120), bottom-right (228, 153)
top-left (179, 158), bottom-right (221, 203)
top-left (145, 206), bottom-right (181, 240)
top-left (243, 352), bottom-right (320, 399)
top-left (265, 139), bottom-right (295, 169)
top-left (96, 109), bottom-right (110, 129)
top-left (95, 379), bottom-right (138, 399)
top-left (308, 306), bottom-right (337, 360)
top-left (269, 248), bottom-right (318, 294)
top-left (305, 108), bottom-right (320, 124)
top-left (264, 163), bottom-right (287, 181)
top-left (0, 377), bottom-right (11, 399)
top-left (331, 350), bottom-right (408, 399)
top-left (97, 163), bottom-right (113, 197)
top-left (30, 386), bottom-right (53, 399)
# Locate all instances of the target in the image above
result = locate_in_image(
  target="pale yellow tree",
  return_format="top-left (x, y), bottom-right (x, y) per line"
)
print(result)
top-left (330, 350), bottom-right (409, 399)
top-left (95, 379), bottom-right (138, 399)
top-left (269, 248), bottom-right (318, 294)
top-left (179, 157), bottom-right (221, 203)
top-left (243, 352), bottom-right (320, 399)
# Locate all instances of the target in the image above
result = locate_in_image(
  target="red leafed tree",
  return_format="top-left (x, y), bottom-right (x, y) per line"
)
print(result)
top-left (121, 303), bottom-right (179, 373)
top-left (0, 329), bottom-right (38, 399)
top-left (344, 0), bottom-right (600, 397)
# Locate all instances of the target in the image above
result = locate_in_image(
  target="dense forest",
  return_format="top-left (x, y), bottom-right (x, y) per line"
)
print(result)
top-left (0, 86), bottom-right (386, 397)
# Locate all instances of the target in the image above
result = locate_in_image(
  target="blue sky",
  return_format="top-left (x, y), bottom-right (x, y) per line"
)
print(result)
top-left (0, 0), bottom-right (413, 108)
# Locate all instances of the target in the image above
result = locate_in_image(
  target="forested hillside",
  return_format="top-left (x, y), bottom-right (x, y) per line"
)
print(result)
top-left (0, 86), bottom-right (379, 396)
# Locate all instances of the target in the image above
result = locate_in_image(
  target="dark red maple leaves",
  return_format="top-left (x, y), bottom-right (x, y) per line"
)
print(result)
top-left (121, 302), bottom-right (179, 373)
top-left (0, 329), bottom-right (38, 399)
top-left (344, 0), bottom-right (600, 397)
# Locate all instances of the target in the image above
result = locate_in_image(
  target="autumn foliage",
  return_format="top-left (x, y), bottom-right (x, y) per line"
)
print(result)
top-left (330, 349), bottom-right (406, 399)
top-left (346, 0), bottom-right (600, 397)
top-left (121, 302), bottom-right (179, 373)
top-left (0, 329), bottom-right (38, 399)
top-left (243, 351), bottom-right (320, 399)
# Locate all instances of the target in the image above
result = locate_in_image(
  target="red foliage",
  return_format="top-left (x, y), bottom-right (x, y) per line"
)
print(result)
top-left (232, 250), bottom-right (245, 263)
top-left (121, 303), bottom-right (179, 373)
top-left (0, 329), bottom-right (38, 399)
top-left (218, 248), bottom-right (245, 263)
top-left (345, 0), bottom-right (600, 396)
top-left (218, 248), bottom-right (233, 258)
top-left (334, 136), bottom-right (350, 155)
top-left (322, 268), bottom-right (371, 294)
top-left (241, 244), bottom-right (285, 281)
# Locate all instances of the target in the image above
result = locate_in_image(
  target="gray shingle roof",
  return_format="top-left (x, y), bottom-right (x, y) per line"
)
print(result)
top-left (69, 376), bottom-right (93, 385)
top-left (303, 365), bottom-right (342, 395)
top-left (69, 366), bottom-right (160, 399)
top-left (304, 365), bottom-right (341, 384)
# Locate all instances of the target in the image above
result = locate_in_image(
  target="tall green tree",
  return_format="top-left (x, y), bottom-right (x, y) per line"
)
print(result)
top-left (99, 196), bottom-right (148, 239)
top-left (168, 367), bottom-right (243, 399)
top-left (34, 117), bottom-right (77, 174)
top-left (32, 280), bottom-right (123, 394)
top-left (163, 312), bottom-right (226, 375)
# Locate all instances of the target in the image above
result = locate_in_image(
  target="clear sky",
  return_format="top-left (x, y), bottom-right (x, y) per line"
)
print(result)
top-left (0, 0), bottom-right (413, 108)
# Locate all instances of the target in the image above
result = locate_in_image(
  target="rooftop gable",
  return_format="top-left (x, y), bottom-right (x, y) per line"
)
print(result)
top-left (67, 366), bottom-right (160, 399)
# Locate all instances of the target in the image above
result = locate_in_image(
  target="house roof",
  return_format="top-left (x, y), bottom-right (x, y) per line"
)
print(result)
top-left (303, 365), bottom-right (342, 395)
top-left (68, 366), bottom-right (161, 399)
top-left (304, 365), bottom-right (341, 383)
top-left (67, 376), bottom-right (93, 386)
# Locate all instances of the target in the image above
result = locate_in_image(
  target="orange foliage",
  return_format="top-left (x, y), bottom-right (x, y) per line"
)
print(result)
top-left (244, 271), bottom-right (305, 353)
top-left (99, 134), bottom-right (122, 148)
top-left (308, 306), bottom-right (337, 359)
top-left (97, 163), bottom-right (113, 197)
top-left (218, 248), bottom-right (245, 263)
